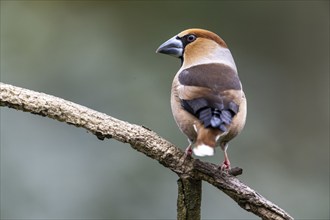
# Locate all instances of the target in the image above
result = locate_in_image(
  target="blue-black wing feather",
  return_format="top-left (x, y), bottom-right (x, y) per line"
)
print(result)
top-left (181, 98), bottom-right (238, 132)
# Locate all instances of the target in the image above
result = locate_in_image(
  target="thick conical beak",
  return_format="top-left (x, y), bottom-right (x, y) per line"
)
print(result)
top-left (156, 36), bottom-right (183, 58)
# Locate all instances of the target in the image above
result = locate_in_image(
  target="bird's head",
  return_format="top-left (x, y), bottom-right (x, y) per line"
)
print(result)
top-left (156, 28), bottom-right (234, 69)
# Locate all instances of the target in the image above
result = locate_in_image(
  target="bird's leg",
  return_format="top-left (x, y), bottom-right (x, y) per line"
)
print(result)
top-left (181, 140), bottom-right (193, 163)
top-left (178, 143), bottom-right (193, 166)
top-left (185, 143), bottom-right (193, 156)
top-left (219, 143), bottom-right (231, 171)
top-left (219, 149), bottom-right (231, 171)
top-left (184, 139), bottom-right (193, 157)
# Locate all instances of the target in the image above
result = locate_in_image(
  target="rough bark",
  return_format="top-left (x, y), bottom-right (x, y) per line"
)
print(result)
top-left (0, 82), bottom-right (294, 220)
top-left (177, 176), bottom-right (202, 220)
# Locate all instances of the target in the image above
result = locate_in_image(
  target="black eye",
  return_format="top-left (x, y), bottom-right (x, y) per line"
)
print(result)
top-left (187, 34), bottom-right (196, 42)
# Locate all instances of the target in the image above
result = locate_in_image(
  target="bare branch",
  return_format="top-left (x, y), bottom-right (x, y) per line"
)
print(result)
top-left (0, 82), bottom-right (294, 220)
top-left (177, 176), bottom-right (202, 220)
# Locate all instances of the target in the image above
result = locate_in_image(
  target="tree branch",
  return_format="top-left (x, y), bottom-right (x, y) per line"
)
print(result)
top-left (177, 176), bottom-right (202, 220)
top-left (0, 82), bottom-right (294, 220)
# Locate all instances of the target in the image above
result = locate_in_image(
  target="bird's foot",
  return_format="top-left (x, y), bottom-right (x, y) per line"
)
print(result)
top-left (185, 145), bottom-right (193, 157)
top-left (218, 160), bottom-right (231, 172)
top-left (181, 145), bottom-right (193, 164)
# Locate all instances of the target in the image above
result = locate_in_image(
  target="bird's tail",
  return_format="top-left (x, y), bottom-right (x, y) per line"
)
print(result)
top-left (193, 124), bottom-right (220, 157)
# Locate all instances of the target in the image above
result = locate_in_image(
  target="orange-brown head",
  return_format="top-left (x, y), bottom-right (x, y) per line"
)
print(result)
top-left (156, 28), bottom-right (236, 71)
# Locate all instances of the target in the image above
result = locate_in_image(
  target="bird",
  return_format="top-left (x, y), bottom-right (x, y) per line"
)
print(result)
top-left (156, 28), bottom-right (247, 170)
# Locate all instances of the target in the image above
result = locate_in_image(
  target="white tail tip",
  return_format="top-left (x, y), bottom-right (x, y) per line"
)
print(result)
top-left (193, 144), bottom-right (214, 157)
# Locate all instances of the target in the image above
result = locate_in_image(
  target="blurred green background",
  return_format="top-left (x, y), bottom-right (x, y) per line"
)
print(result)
top-left (1, 1), bottom-right (329, 219)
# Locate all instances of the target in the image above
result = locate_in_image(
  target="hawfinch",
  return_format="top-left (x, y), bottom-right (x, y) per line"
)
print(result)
top-left (156, 28), bottom-right (247, 170)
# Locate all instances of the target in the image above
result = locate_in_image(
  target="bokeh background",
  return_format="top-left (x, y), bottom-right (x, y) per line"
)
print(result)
top-left (1, 1), bottom-right (329, 219)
